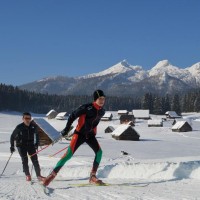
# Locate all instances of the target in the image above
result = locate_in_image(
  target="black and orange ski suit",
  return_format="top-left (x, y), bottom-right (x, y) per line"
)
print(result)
top-left (53, 102), bottom-right (105, 174)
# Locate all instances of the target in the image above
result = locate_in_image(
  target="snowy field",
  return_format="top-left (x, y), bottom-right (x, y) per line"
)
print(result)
top-left (0, 111), bottom-right (200, 200)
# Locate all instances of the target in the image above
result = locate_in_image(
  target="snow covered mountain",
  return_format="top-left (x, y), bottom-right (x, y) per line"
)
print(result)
top-left (19, 60), bottom-right (200, 96)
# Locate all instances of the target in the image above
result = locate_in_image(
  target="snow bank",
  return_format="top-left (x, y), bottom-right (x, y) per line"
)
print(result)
top-left (40, 157), bottom-right (200, 181)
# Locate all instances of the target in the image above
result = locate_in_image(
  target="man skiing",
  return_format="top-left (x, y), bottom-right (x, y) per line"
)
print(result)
top-left (10, 112), bottom-right (45, 182)
top-left (43, 89), bottom-right (106, 186)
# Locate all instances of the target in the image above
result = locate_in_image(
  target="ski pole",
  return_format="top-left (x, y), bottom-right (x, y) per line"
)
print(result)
top-left (29, 144), bottom-right (51, 158)
top-left (49, 146), bottom-right (69, 157)
top-left (0, 152), bottom-right (13, 177)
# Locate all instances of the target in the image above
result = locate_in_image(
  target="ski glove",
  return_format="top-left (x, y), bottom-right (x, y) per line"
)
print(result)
top-left (10, 146), bottom-right (15, 153)
top-left (61, 127), bottom-right (70, 137)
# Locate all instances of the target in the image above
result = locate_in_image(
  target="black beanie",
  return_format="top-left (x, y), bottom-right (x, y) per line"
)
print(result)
top-left (93, 90), bottom-right (106, 101)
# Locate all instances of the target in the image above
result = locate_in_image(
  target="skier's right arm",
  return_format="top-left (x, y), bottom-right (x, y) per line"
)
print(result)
top-left (10, 127), bottom-right (19, 153)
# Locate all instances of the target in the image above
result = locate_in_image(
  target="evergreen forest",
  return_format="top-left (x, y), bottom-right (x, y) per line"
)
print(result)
top-left (1, 83), bottom-right (200, 115)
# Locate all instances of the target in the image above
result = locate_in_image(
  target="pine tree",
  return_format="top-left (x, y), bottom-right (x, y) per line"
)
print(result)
top-left (171, 94), bottom-right (181, 115)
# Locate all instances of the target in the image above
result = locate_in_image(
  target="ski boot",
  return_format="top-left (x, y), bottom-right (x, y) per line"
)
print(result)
top-left (89, 172), bottom-right (104, 185)
top-left (43, 171), bottom-right (57, 186)
top-left (26, 175), bottom-right (32, 182)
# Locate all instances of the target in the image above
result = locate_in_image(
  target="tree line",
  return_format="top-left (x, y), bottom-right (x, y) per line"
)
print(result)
top-left (0, 83), bottom-right (200, 115)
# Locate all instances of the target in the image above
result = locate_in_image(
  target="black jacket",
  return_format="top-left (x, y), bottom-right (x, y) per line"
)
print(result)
top-left (10, 122), bottom-right (39, 147)
top-left (64, 102), bottom-right (105, 136)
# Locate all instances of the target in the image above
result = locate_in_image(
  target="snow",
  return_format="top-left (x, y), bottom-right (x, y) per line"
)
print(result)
top-left (148, 60), bottom-right (194, 84)
top-left (1, 111), bottom-right (200, 199)
top-left (80, 60), bottom-right (143, 79)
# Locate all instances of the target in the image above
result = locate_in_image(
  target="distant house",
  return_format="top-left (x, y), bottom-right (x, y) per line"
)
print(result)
top-left (32, 118), bottom-right (61, 146)
top-left (105, 126), bottom-right (115, 133)
top-left (111, 125), bottom-right (140, 141)
top-left (148, 119), bottom-right (163, 127)
top-left (101, 112), bottom-right (113, 121)
top-left (165, 111), bottom-right (181, 119)
top-left (172, 121), bottom-right (192, 132)
top-left (132, 109), bottom-right (150, 119)
top-left (56, 112), bottom-right (68, 120)
top-left (46, 109), bottom-right (58, 119)
top-left (117, 110), bottom-right (129, 116)
top-left (120, 114), bottom-right (135, 125)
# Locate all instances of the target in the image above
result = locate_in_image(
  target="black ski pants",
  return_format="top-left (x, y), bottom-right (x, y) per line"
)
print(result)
top-left (17, 144), bottom-right (41, 177)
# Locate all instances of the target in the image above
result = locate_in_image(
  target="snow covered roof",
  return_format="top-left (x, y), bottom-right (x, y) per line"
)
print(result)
top-left (165, 111), bottom-right (181, 118)
top-left (148, 119), bottom-right (163, 125)
top-left (172, 121), bottom-right (189, 129)
top-left (102, 112), bottom-right (113, 118)
top-left (132, 109), bottom-right (150, 118)
top-left (56, 112), bottom-right (67, 117)
top-left (111, 124), bottom-right (130, 136)
top-left (117, 110), bottom-right (128, 114)
top-left (46, 109), bottom-right (57, 116)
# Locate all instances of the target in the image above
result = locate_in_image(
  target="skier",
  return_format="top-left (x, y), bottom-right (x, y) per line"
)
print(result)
top-left (43, 89), bottom-right (106, 186)
top-left (10, 112), bottom-right (45, 182)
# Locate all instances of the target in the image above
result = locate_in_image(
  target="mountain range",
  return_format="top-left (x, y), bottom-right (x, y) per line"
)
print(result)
top-left (19, 60), bottom-right (200, 97)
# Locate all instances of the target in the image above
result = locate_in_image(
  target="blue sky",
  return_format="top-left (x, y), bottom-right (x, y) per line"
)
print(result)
top-left (0, 0), bottom-right (200, 86)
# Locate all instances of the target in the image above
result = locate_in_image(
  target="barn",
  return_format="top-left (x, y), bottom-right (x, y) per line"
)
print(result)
top-left (148, 119), bottom-right (163, 127)
top-left (101, 112), bottom-right (113, 121)
top-left (165, 111), bottom-right (181, 119)
top-left (132, 110), bottom-right (150, 119)
top-left (111, 125), bottom-right (140, 141)
top-left (120, 114), bottom-right (135, 125)
top-left (172, 121), bottom-right (192, 132)
top-left (32, 118), bottom-right (61, 146)
top-left (56, 112), bottom-right (68, 120)
top-left (117, 110), bottom-right (129, 116)
top-left (46, 109), bottom-right (58, 119)
top-left (104, 126), bottom-right (115, 133)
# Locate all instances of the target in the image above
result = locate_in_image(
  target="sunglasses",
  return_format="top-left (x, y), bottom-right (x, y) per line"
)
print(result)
top-left (24, 117), bottom-right (31, 120)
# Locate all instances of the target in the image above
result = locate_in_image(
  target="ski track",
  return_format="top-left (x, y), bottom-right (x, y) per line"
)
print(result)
top-left (1, 176), bottom-right (200, 199)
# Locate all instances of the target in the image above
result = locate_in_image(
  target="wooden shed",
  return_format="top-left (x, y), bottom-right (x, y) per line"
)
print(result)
top-left (172, 121), bottom-right (192, 132)
top-left (56, 112), bottom-right (67, 120)
top-left (132, 110), bottom-right (150, 119)
top-left (111, 125), bottom-right (140, 141)
top-left (46, 109), bottom-right (58, 119)
top-left (101, 112), bottom-right (113, 121)
top-left (32, 118), bottom-right (61, 146)
top-left (148, 119), bottom-right (163, 127)
top-left (165, 111), bottom-right (181, 119)
top-left (120, 114), bottom-right (135, 125)
top-left (117, 110), bottom-right (129, 116)
top-left (104, 126), bottom-right (115, 133)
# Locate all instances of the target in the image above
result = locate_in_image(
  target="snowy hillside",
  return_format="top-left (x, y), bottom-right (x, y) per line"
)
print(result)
top-left (1, 111), bottom-right (200, 199)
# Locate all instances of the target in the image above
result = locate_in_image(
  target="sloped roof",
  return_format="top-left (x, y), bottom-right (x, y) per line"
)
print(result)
top-left (111, 124), bottom-right (131, 136)
top-left (46, 109), bottom-right (57, 116)
top-left (33, 118), bottom-right (61, 143)
top-left (165, 111), bottom-right (181, 117)
top-left (117, 110), bottom-right (128, 114)
top-left (172, 121), bottom-right (190, 129)
top-left (56, 112), bottom-right (67, 117)
top-left (102, 112), bottom-right (113, 118)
